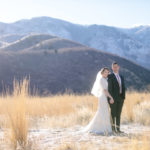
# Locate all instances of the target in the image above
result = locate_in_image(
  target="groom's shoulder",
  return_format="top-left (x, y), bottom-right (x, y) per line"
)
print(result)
top-left (120, 74), bottom-right (124, 78)
top-left (108, 73), bottom-right (114, 78)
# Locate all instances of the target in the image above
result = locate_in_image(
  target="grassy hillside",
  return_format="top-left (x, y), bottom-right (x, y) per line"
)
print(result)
top-left (0, 34), bottom-right (150, 95)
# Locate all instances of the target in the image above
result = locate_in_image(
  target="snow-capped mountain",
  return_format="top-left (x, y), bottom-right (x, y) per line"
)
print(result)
top-left (0, 16), bottom-right (150, 69)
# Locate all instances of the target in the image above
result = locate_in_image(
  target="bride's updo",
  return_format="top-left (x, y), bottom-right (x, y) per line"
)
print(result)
top-left (100, 67), bottom-right (110, 75)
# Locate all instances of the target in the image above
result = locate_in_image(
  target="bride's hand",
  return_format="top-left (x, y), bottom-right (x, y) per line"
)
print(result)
top-left (110, 97), bottom-right (114, 104)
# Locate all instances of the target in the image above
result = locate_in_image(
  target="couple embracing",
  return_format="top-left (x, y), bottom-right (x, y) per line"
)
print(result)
top-left (81, 62), bottom-right (126, 135)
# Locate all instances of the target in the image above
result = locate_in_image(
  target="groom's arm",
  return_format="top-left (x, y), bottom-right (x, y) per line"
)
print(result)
top-left (121, 76), bottom-right (126, 100)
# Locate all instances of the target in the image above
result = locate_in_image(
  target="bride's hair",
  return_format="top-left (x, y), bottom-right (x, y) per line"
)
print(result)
top-left (100, 67), bottom-right (110, 75)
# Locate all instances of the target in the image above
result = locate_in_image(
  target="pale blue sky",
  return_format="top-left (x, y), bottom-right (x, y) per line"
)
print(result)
top-left (0, 0), bottom-right (149, 27)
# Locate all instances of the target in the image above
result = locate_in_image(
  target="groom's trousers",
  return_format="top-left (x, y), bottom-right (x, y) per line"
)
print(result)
top-left (109, 95), bottom-right (124, 131)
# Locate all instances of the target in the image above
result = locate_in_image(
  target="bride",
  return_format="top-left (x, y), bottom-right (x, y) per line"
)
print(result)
top-left (79, 67), bottom-right (114, 135)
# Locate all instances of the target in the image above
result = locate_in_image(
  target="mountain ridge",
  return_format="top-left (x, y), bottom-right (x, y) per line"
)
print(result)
top-left (0, 16), bottom-right (149, 69)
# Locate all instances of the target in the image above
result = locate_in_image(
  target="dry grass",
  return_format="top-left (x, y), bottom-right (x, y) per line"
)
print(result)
top-left (0, 78), bottom-right (149, 149)
top-left (122, 91), bottom-right (150, 125)
top-left (127, 134), bottom-right (150, 150)
top-left (54, 136), bottom-right (150, 150)
top-left (54, 141), bottom-right (98, 150)
top-left (0, 87), bottom-right (149, 128)
top-left (4, 78), bottom-right (29, 149)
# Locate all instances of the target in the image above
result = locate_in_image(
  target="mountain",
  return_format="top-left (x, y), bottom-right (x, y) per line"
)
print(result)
top-left (0, 41), bottom-right (7, 47)
top-left (0, 34), bottom-right (57, 51)
top-left (0, 34), bottom-right (25, 43)
top-left (120, 25), bottom-right (150, 47)
top-left (0, 17), bottom-right (149, 70)
top-left (0, 34), bottom-right (150, 96)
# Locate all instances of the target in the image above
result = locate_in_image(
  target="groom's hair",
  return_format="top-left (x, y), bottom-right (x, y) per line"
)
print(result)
top-left (112, 61), bottom-right (119, 66)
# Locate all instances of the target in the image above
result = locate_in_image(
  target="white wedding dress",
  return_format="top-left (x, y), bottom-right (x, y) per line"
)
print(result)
top-left (78, 73), bottom-right (112, 135)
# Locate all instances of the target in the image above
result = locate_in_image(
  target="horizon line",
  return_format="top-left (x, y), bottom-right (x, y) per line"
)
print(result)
top-left (0, 16), bottom-right (150, 29)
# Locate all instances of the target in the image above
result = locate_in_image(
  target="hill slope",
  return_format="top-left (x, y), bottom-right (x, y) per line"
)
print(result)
top-left (0, 34), bottom-right (57, 51)
top-left (0, 35), bottom-right (150, 95)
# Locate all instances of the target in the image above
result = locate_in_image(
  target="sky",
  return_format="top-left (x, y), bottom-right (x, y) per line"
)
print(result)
top-left (0, 0), bottom-right (149, 28)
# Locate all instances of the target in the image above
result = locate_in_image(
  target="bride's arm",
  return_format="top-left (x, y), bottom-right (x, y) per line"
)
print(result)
top-left (104, 89), bottom-right (112, 99)
top-left (99, 78), bottom-right (114, 104)
top-left (104, 89), bottom-right (114, 104)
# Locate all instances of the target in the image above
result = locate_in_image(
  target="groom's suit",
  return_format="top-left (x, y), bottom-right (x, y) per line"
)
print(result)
top-left (107, 72), bottom-right (126, 131)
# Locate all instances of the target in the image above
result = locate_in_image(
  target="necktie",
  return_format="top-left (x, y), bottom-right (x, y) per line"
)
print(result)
top-left (116, 74), bottom-right (122, 93)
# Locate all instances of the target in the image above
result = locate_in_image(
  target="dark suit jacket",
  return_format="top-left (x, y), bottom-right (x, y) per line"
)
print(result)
top-left (107, 73), bottom-right (126, 101)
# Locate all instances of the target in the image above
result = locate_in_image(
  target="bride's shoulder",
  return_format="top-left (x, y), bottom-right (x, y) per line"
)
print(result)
top-left (100, 77), bottom-right (107, 82)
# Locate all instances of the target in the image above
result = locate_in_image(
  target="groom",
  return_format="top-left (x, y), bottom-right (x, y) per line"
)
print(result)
top-left (107, 62), bottom-right (126, 133)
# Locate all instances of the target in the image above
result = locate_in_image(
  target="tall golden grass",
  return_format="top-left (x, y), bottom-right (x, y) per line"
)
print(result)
top-left (122, 91), bottom-right (150, 125)
top-left (0, 84), bottom-right (149, 128)
top-left (0, 78), bottom-right (149, 149)
top-left (6, 78), bottom-right (28, 149)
